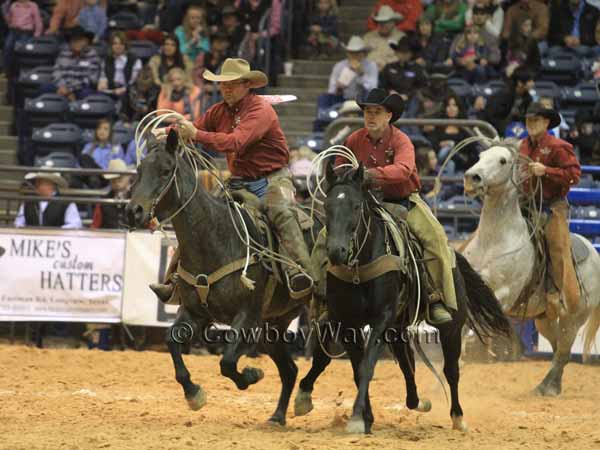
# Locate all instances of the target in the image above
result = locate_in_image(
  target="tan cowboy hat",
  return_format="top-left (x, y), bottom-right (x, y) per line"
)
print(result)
top-left (339, 100), bottom-right (360, 116)
top-left (372, 5), bottom-right (403, 23)
top-left (343, 36), bottom-right (370, 53)
top-left (203, 58), bottom-right (268, 89)
top-left (24, 171), bottom-right (68, 189)
top-left (103, 158), bottom-right (129, 180)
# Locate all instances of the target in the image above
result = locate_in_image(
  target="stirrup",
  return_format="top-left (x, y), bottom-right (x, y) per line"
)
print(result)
top-left (286, 270), bottom-right (314, 300)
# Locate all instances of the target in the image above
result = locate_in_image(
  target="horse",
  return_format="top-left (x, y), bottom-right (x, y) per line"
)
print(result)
top-left (463, 141), bottom-right (600, 396)
top-left (125, 129), bottom-right (320, 425)
top-left (293, 163), bottom-right (511, 434)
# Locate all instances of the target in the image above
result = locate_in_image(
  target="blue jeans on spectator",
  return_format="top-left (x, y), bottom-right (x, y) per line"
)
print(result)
top-left (512, 319), bottom-right (539, 354)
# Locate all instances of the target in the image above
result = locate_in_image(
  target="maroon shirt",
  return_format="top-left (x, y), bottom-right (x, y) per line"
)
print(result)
top-left (337, 126), bottom-right (421, 200)
top-left (192, 93), bottom-right (289, 178)
top-left (520, 133), bottom-right (581, 201)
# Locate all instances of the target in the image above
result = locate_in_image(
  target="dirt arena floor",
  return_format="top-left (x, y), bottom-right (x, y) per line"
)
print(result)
top-left (1, 345), bottom-right (599, 450)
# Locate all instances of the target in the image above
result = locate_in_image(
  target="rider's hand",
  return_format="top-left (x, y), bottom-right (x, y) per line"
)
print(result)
top-left (151, 128), bottom-right (167, 140)
top-left (529, 162), bottom-right (547, 177)
top-left (177, 119), bottom-right (197, 140)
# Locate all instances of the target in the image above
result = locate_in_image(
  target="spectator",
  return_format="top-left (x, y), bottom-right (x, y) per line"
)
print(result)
top-left (157, 67), bottom-right (202, 122)
top-left (548, 0), bottom-right (600, 56)
top-left (289, 146), bottom-right (318, 202)
top-left (44, 26), bottom-right (101, 101)
top-left (204, 32), bottom-right (230, 74)
top-left (505, 17), bottom-right (541, 78)
top-left (326, 36), bottom-right (378, 102)
top-left (14, 172), bottom-right (82, 228)
top-left (91, 159), bottom-right (132, 229)
top-left (363, 5), bottom-right (405, 70)
top-left (205, 0), bottom-right (224, 34)
top-left (124, 65), bottom-right (160, 123)
top-left (465, 0), bottom-right (503, 39)
top-left (539, 96), bottom-right (569, 137)
top-left (449, 24), bottom-right (497, 83)
top-left (239, 0), bottom-right (270, 33)
top-left (410, 15), bottom-right (452, 73)
top-left (175, 5), bottom-right (210, 67)
top-left (78, 0), bottom-right (107, 42)
top-left (2, 0), bottom-right (43, 79)
top-left (415, 73), bottom-right (456, 119)
top-left (46, 0), bottom-right (107, 35)
top-left (97, 32), bottom-right (143, 106)
top-left (367, 0), bottom-right (423, 33)
top-left (416, 146), bottom-right (442, 200)
top-left (592, 22), bottom-right (600, 78)
top-left (502, 0), bottom-right (549, 42)
top-left (303, 0), bottom-right (340, 59)
top-left (81, 119), bottom-right (126, 170)
top-left (221, 5), bottom-right (246, 57)
top-left (567, 110), bottom-right (600, 165)
top-left (379, 36), bottom-right (426, 104)
top-left (469, 4), bottom-right (502, 65)
top-left (148, 33), bottom-right (194, 87)
top-left (425, 0), bottom-right (468, 36)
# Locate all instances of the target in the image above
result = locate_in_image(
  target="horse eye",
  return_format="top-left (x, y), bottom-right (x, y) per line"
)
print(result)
top-left (500, 158), bottom-right (507, 165)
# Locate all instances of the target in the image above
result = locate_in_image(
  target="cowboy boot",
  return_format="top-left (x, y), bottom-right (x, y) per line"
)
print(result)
top-left (149, 247), bottom-right (180, 303)
top-left (428, 292), bottom-right (453, 325)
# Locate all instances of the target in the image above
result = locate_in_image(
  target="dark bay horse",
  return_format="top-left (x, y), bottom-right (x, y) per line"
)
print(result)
top-left (294, 164), bottom-right (511, 434)
top-left (126, 130), bottom-right (318, 425)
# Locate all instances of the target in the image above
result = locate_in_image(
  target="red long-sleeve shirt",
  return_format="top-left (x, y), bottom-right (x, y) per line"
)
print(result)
top-left (192, 93), bottom-right (289, 178)
top-left (367, 0), bottom-right (423, 33)
top-left (520, 133), bottom-right (581, 201)
top-left (337, 126), bottom-right (421, 200)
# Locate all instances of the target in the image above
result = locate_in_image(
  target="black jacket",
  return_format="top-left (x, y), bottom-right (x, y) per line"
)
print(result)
top-left (24, 201), bottom-right (68, 227)
top-left (483, 84), bottom-right (533, 134)
top-left (548, 0), bottom-right (600, 46)
top-left (379, 61), bottom-right (427, 97)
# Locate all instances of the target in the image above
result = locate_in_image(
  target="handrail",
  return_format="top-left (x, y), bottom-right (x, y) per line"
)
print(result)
top-left (0, 164), bottom-right (136, 176)
top-left (0, 193), bottom-right (129, 205)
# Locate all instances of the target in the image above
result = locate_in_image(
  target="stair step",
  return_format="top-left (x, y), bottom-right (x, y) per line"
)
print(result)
top-left (339, 19), bottom-right (368, 37)
top-left (0, 106), bottom-right (14, 122)
top-left (338, 6), bottom-right (373, 20)
top-left (0, 121), bottom-right (11, 134)
top-left (0, 149), bottom-right (17, 165)
top-left (339, 0), bottom-right (374, 6)
top-left (290, 60), bottom-right (336, 76)
top-left (273, 102), bottom-right (316, 116)
top-left (280, 115), bottom-right (315, 132)
top-left (284, 131), bottom-right (316, 148)
top-left (278, 74), bottom-right (329, 89)
top-left (0, 136), bottom-right (18, 148)
top-left (269, 87), bottom-right (325, 103)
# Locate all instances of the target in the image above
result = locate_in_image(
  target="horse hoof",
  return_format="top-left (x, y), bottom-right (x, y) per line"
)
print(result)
top-left (186, 387), bottom-right (207, 411)
top-left (346, 418), bottom-right (366, 434)
top-left (452, 415), bottom-right (468, 433)
top-left (415, 399), bottom-right (432, 413)
top-left (533, 384), bottom-right (560, 397)
top-left (242, 367), bottom-right (264, 386)
top-left (294, 389), bottom-right (314, 416)
top-left (267, 415), bottom-right (286, 427)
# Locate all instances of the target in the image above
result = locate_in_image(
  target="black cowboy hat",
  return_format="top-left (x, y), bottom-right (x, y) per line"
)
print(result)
top-left (65, 26), bottom-right (95, 42)
top-left (389, 36), bottom-right (412, 53)
top-left (357, 88), bottom-right (404, 123)
top-left (525, 102), bottom-right (561, 130)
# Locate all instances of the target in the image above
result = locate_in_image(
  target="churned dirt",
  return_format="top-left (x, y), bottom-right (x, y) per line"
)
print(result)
top-left (0, 345), bottom-right (599, 450)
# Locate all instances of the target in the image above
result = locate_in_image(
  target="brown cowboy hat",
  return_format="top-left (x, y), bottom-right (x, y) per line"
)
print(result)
top-left (357, 88), bottom-right (405, 123)
top-left (525, 102), bottom-right (561, 130)
top-left (24, 171), bottom-right (68, 189)
top-left (203, 58), bottom-right (268, 89)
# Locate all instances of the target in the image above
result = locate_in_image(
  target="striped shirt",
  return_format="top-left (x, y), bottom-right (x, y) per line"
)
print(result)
top-left (52, 45), bottom-right (101, 92)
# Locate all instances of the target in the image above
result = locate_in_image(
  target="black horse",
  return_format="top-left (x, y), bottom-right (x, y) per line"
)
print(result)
top-left (294, 164), bottom-right (511, 434)
top-left (126, 130), bottom-right (319, 425)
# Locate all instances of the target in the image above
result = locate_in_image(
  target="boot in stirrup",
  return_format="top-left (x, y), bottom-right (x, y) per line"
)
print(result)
top-left (428, 292), bottom-right (452, 325)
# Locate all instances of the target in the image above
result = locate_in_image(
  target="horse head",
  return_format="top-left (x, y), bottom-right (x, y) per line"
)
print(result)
top-left (464, 139), bottom-right (520, 198)
top-left (126, 128), bottom-right (181, 229)
top-left (324, 161), bottom-right (368, 265)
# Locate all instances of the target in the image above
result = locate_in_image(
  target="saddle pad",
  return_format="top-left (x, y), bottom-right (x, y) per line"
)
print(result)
top-left (571, 233), bottom-right (590, 265)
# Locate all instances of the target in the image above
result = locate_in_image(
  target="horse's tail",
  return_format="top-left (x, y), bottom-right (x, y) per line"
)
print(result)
top-left (456, 252), bottom-right (512, 341)
top-left (583, 304), bottom-right (600, 363)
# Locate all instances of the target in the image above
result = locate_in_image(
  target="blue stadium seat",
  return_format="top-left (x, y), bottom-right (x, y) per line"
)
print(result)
top-left (112, 123), bottom-right (134, 146)
top-left (473, 80), bottom-right (505, 99)
top-left (69, 94), bottom-right (116, 129)
top-left (568, 187), bottom-right (600, 205)
top-left (16, 65), bottom-right (54, 107)
top-left (530, 81), bottom-right (560, 103)
top-left (31, 123), bottom-right (82, 157)
top-left (108, 12), bottom-right (143, 31)
top-left (560, 109), bottom-right (577, 127)
top-left (440, 195), bottom-right (481, 210)
top-left (13, 36), bottom-right (60, 72)
top-left (34, 151), bottom-right (79, 168)
top-left (128, 40), bottom-right (159, 62)
top-left (24, 93), bottom-right (69, 128)
top-left (540, 55), bottom-right (580, 85)
top-left (569, 219), bottom-right (600, 236)
top-left (447, 78), bottom-right (474, 102)
top-left (578, 174), bottom-right (595, 188)
top-left (560, 82), bottom-right (600, 112)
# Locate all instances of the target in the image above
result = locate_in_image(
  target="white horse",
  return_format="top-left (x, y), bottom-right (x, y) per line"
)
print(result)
top-left (462, 141), bottom-right (600, 396)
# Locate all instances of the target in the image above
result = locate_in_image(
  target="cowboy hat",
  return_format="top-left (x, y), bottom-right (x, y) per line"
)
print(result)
top-left (525, 102), bottom-right (561, 130)
top-left (24, 171), bottom-right (68, 189)
top-left (343, 35), bottom-right (370, 53)
top-left (389, 36), bottom-right (412, 52)
top-left (65, 25), bottom-right (95, 42)
top-left (339, 100), bottom-right (361, 116)
top-left (372, 5), bottom-right (404, 22)
top-left (203, 58), bottom-right (268, 89)
top-left (357, 88), bottom-right (405, 123)
top-left (103, 159), bottom-right (130, 180)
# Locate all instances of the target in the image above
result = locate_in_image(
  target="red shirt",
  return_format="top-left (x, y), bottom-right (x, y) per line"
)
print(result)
top-left (192, 93), bottom-right (289, 178)
top-left (367, 0), bottom-right (423, 32)
top-left (337, 126), bottom-right (421, 200)
top-left (520, 133), bottom-right (581, 201)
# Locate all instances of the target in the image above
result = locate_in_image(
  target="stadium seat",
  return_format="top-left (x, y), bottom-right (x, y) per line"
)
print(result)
top-left (16, 65), bottom-right (54, 108)
top-left (128, 40), bottom-right (159, 62)
top-left (69, 94), bottom-right (116, 129)
top-left (559, 109), bottom-right (576, 127)
top-left (34, 151), bottom-right (79, 168)
top-left (530, 81), bottom-right (560, 103)
top-left (473, 80), bottom-right (505, 99)
top-left (560, 82), bottom-right (600, 112)
top-left (112, 123), bottom-right (135, 146)
top-left (540, 55), bottom-right (580, 86)
top-left (447, 78), bottom-right (474, 102)
top-left (13, 36), bottom-right (60, 73)
top-left (31, 123), bottom-right (82, 157)
top-left (24, 93), bottom-right (69, 128)
top-left (108, 12), bottom-right (143, 31)
top-left (89, 41), bottom-right (108, 59)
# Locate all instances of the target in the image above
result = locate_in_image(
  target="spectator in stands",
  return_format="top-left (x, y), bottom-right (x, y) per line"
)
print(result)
top-left (44, 26), bottom-right (101, 101)
top-left (465, 0), bottom-right (503, 39)
top-left (156, 0), bottom-right (189, 33)
top-left (14, 172), bottom-right (82, 228)
top-left (325, 36), bottom-right (378, 103)
top-left (410, 15), bottom-right (452, 73)
top-left (124, 65), bottom-right (160, 123)
top-left (81, 119), bottom-right (126, 170)
top-left (46, 0), bottom-right (107, 35)
top-left (505, 17), bottom-right (541, 78)
top-left (97, 32), bottom-right (143, 107)
top-left (221, 5), bottom-right (246, 57)
top-left (592, 22), bottom-right (600, 78)
top-left (148, 33), bottom-right (194, 87)
top-left (415, 73), bottom-right (456, 119)
top-left (469, 4), bottom-right (502, 64)
top-left (205, 0), bottom-right (223, 34)
top-left (548, 0), bottom-right (600, 56)
top-left (204, 32), bottom-right (231, 74)
top-left (303, 0), bottom-right (340, 59)
top-left (416, 146), bottom-right (443, 201)
top-left (78, 0), bottom-right (107, 42)
top-left (157, 67), bottom-right (202, 122)
top-left (501, 0), bottom-right (549, 42)
top-left (289, 146), bottom-right (317, 202)
top-left (175, 5), bottom-right (210, 67)
top-left (425, 0), bottom-right (468, 36)
top-left (363, 5), bottom-right (405, 70)
top-left (92, 159), bottom-right (132, 229)
top-left (239, 0), bottom-right (270, 33)
top-left (567, 110), bottom-right (600, 165)
top-left (2, 0), bottom-right (43, 79)
top-left (539, 96), bottom-right (569, 137)
top-left (450, 24), bottom-right (497, 83)
top-left (367, 0), bottom-right (423, 33)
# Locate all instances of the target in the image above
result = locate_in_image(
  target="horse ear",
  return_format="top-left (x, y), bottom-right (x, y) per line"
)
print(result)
top-left (325, 159), bottom-right (336, 185)
top-left (353, 162), bottom-right (365, 184)
top-left (166, 128), bottom-right (178, 154)
top-left (146, 132), bottom-right (158, 151)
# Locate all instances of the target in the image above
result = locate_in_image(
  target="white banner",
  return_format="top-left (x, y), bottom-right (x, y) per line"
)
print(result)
top-left (0, 228), bottom-right (125, 322)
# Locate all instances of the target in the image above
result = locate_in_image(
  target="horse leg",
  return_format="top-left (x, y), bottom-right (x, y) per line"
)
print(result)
top-left (166, 307), bottom-right (206, 411)
top-left (345, 343), bottom-right (374, 434)
top-left (220, 310), bottom-right (264, 390)
top-left (438, 324), bottom-right (468, 432)
top-left (391, 340), bottom-right (431, 413)
top-left (295, 320), bottom-right (333, 416)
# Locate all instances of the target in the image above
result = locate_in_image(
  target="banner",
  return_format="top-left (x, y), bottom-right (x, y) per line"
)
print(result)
top-left (0, 228), bottom-right (125, 322)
